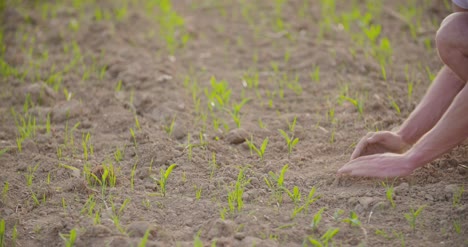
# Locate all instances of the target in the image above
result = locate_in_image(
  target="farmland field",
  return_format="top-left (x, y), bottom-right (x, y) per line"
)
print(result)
top-left (0, 0), bottom-right (467, 246)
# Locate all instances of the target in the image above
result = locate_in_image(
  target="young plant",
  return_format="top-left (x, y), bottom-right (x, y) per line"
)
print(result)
top-left (342, 211), bottom-right (361, 227)
top-left (2, 182), bottom-right (8, 202)
top-left (59, 228), bottom-right (77, 247)
top-left (264, 164), bottom-right (289, 204)
top-left (404, 205), bottom-right (426, 231)
top-left (227, 167), bottom-right (250, 213)
top-left (138, 228), bottom-right (152, 247)
top-left (229, 98), bottom-right (250, 128)
top-left (311, 207), bottom-right (326, 231)
top-left (245, 136), bottom-right (269, 161)
top-left (164, 116), bottom-right (176, 136)
top-left (154, 164), bottom-right (177, 196)
top-left (381, 181), bottom-right (396, 208)
top-left (25, 164), bottom-right (40, 187)
top-left (0, 219), bottom-right (4, 247)
top-left (278, 129), bottom-right (299, 158)
top-left (452, 185), bottom-right (464, 207)
top-left (308, 227), bottom-right (340, 247)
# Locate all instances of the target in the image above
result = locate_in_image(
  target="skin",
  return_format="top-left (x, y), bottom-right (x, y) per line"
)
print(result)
top-left (338, 4), bottom-right (468, 178)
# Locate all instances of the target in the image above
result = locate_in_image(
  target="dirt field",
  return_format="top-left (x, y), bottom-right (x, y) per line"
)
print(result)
top-left (0, 0), bottom-right (467, 246)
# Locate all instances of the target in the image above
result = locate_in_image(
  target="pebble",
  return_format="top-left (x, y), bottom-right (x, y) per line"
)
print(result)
top-left (51, 100), bottom-right (83, 122)
top-left (21, 82), bottom-right (57, 106)
top-left (225, 128), bottom-right (249, 144)
top-left (394, 182), bottom-right (409, 195)
top-left (424, 194), bottom-right (434, 201)
top-left (444, 184), bottom-right (460, 200)
top-left (127, 221), bottom-right (157, 239)
top-left (358, 197), bottom-right (376, 210)
top-left (207, 219), bottom-right (236, 239)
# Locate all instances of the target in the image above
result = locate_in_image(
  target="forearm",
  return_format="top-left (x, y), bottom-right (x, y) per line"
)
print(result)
top-left (406, 83), bottom-right (468, 167)
top-left (396, 66), bottom-right (465, 144)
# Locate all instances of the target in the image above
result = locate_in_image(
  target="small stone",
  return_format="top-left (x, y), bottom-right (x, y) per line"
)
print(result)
top-left (85, 225), bottom-right (112, 237)
top-left (51, 100), bottom-right (83, 122)
top-left (21, 82), bottom-right (57, 106)
top-left (225, 128), bottom-right (249, 144)
top-left (424, 194), bottom-right (434, 201)
top-left (358, 197), bottom-right (376, 210)
top-left (171, 123), bottom-right (187, 140)
top-left (207, 219), bottom-right (236, 239)
top-left (455, 205), bottom-right (467, 214)
top-left (371, 201), bottom-right (390, 212)
top-left (444, 184), bottom-right (459, 200)
top-left (238, 236), bottom-right (278, 247)
top-left (127, 221), bottom-right (157, 239)
top-left (108, 237), bottom-right (131, 247)
top-left (394, 182), bottom-right (409, 195)
top-left (234, 232), bottom-right (245, 240)
top-left (348, 197), bottom-right (359, 206)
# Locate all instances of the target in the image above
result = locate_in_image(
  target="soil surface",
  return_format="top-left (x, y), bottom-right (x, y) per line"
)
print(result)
top-left (0, 0), bottom-right (467, 246)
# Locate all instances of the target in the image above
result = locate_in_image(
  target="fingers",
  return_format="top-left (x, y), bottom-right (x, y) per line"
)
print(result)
top-left (350, 133), bottom-right (374, 160)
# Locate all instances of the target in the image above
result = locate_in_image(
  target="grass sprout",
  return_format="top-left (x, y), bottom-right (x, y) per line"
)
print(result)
top-left (404, 205), bottom-right (426, 231)
top-left (245, 136), bottom-right (268, 161)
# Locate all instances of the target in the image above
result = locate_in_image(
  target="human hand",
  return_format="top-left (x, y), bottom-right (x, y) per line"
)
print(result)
top-left (350, 131), bottom-right (411, 160)
top-left (338, 153), bottom-right (417, 178)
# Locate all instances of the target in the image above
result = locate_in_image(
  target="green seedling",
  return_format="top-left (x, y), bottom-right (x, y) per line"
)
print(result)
top-left (381, 181), bottom-right (396, 208)
top-left (0, 219), bottom-right (4, 247)
top-left (114, 146), bottom-right (123, 162)
top-left (230, 98), bottom-right (250, 128)
top-left (245, 136), bottom-right (269, 161)
top-left (308, 227), bottom-right (340, 247)
top-left (210, 152), bottom-right (218, 179)
top-left (205, 76), bottom-right (231, 110)
top-left (227, 167), bottom-right (250, 213)
top-left (389, 97), bottom-right (401, 115)
top-left (374, 229), bottom-right (392, 240)
top-left (453, 220), bottom-right (461, 234)
top-left (12, 224), bottom-right (17, 246)
top-left (115, 80), bottom-right (123, 92)
top-left (195, 185), bottom-right (202, 200)
top-left (130, 128), bottom-right (137, 147)
top-left (164, 116), bottom-right (176, 136)
top-left (135, 114), bottom-right (141, 131)
top-left (393, 230), bottom-right (405, 247)
top-left (81, 132), bottom-right (93, 161)
top-left (138, 228), bottom-right (151, 247)
top-left (310, 66), bottom-right (320, 82)
top-left (154, 164), bottom-right (177, 196)
top-left (342, 211), bottom-right (361, 227)
top-left (46, 113), bottom-right (51, 134)
top-left (278, 129), bottom-right (299, 158)
top-left (452, 185), bottom-right (464, 207)
top-left (130, 162), bottom-right (137, 191)
top-left (340, 95), bottom-right (364, 116)
top-left (311, 207), bottom-right (326, 231)
top-left (25, 163), bottom-right (40, 187)
top-left (404, 205), bottom-right (426, 231)
top-left (60, 228), bottom-right (77, 247)
top-left (0, 148), bottom-right (7, 158)
top-left (264, 164), bottom-right (289, 204)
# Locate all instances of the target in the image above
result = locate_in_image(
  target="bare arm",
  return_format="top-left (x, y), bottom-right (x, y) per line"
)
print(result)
top-left (407, 82), bottom-right (468, 167)
top-left (396, 66), bottom-right (465, 145)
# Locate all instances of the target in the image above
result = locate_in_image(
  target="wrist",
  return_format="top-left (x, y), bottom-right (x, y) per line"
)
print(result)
top-left (396, 128), bottom-right (416, 146)
top-left (404, 148), bottom-right (427, 170)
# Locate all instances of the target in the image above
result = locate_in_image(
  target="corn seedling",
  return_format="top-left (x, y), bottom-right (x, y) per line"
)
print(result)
top-left (245, 136), bottom-right (268, 161)
top-left (393, 230), bottom-right (405, 247)
top-left (114, 146), bottom-right (123, 162)
top-left (25, 163), bottom-right (39, 187)
top-left (164, 116), bottom-right (176, 136)
top-left (404, 205), bottom-right (426, 231)
top-left (0, 219), bottom-right (4, 247)
top-left (205, 76), bottom-right (231, 110)
top-left (453, 220), bottom-right (461, 234)
top-left (12, 224), bottom-right (17, 246)
top-left (381, 181), bottom-right (396, 208)
top-left (135, 114), bottom-right (141, 131)
top-left (153, 164), bottom-right (177, 196)
top-left (81, 132), bottom-right (93, 161)
top-left (340, 95), bottom-right (364, 116)
top-left (311, 207), bottom-right (326, 231)
top-left (229, 98), bottom-right (250, 128)
top-left (227, 167), bottom-right (250, 213)
top-left (115, 80), bottom-right (123, 92)
top-left (130, 162), bottom-right (137, 191)
top-left (60, 228), bottom-right (77, 247)
top-left (278, 129), bottom-right (299, 158)
top-left (138, 228), bottom-right (152, 247)
top-left (210, 152), bottom-right (218, 179)
top-left (452, 185), bottom-right (464, 207)
top-left (308, 227), bottom-right (340, 247)
top-left (342, 211), bottom-right (361, 227)
top-left (195, 185), bottom-right (202, 200)
top-left (264, 164), bottom-right (288, 204)
top-left (130, 128), bottom-right (137, 147)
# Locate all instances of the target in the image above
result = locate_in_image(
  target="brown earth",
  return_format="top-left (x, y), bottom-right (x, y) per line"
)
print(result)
top-left (0, 0), bottom-right (467, 246)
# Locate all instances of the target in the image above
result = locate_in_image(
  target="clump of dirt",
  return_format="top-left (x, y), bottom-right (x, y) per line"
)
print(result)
top-left (0, 0), bottom-right (466, 246)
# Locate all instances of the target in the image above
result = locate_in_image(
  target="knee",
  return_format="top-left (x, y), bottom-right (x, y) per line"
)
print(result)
top-left (436, 12), bottom-right (468, 64)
